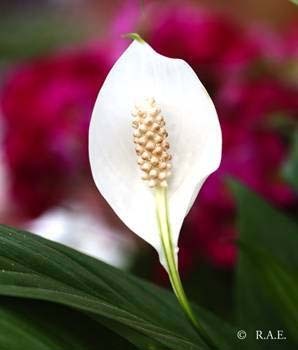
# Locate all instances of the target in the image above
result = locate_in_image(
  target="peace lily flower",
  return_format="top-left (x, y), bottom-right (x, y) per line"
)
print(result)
top-left (89, 34), bottom-right (222, 335)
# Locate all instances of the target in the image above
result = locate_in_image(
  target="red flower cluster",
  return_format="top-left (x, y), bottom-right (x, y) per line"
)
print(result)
top-left (1, 47), bottom-right (110, 217)
top-left (149, 6), bottom-right (260, 84)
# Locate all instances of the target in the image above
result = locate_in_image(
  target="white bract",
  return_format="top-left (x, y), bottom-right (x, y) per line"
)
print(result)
top-left (89, 39), bottom-right (222, 269)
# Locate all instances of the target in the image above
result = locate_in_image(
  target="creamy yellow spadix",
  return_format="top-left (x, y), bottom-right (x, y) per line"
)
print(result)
top-left (132, 97), bottom-right (172, 188)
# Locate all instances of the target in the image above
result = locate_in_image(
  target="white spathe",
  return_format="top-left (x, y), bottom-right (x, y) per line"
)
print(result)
top-left (89, 40), bottom-right (222, 266)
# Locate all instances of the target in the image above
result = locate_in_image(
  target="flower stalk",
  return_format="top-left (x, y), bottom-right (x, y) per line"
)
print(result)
top-left (155, 187), bottom-right (215, 348)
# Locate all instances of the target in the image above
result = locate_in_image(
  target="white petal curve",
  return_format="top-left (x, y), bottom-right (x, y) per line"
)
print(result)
top-left (89, 40), bottom-right (222, 267)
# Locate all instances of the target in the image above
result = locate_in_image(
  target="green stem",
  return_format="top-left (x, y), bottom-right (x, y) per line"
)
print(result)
top-left (155, 187), bottom-right (215, 349)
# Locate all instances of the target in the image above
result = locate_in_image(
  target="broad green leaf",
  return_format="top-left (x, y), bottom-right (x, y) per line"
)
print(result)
top-left (0, 297), bottom-right (136, 350)
top-left (230, 181), bottom-right (298, 349)
top-left (238, 243), bottom-right (298, 340)
top-left (230, 180), bottom-right (298, 270)
top-left (283, 131), bottom-right (298, 190)
top-left (0, 224), bottom-right (236, 350)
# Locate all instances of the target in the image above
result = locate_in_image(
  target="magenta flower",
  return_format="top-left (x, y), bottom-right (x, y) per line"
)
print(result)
top-left (1, 46), bottom-right (110, 217)
top-left (146, 5), bottom-right (261, 88)
top-left (183, 76), bottom-right (297, 268)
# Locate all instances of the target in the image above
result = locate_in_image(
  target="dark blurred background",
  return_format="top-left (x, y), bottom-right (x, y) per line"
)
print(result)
top-left (0, 0), bottom-right (297, 319)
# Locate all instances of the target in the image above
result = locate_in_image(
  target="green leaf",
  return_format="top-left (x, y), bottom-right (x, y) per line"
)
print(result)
top-left (0, 224), bottom-right (236, 350)
top-left (229, 180), bottom-right (298, 270)
top-left (238, 243), bottom-right (298, 341)
top-left (283, 131), bottom-right (298, 190)
top-left (0, 297), bottom-right (136, 350)
top-left (230, 180), bottom-right (298, 349)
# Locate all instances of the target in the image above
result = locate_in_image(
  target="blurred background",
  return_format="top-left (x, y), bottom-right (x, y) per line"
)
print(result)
top-left (0, 0), bottom-right (297, 319)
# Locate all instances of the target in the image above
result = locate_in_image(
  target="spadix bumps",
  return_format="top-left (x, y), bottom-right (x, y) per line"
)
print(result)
top-left (132, 97), bottom-right (172, 188)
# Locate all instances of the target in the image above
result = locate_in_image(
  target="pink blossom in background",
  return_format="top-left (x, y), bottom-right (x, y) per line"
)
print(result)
top-left (1, 46), bottom-right (111, 217)
top-left (146, 5), bottom-right (262, 89)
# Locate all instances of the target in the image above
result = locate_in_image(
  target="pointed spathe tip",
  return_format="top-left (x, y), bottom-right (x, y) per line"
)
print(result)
top-left (122, 32), bottom-right (146, 44)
